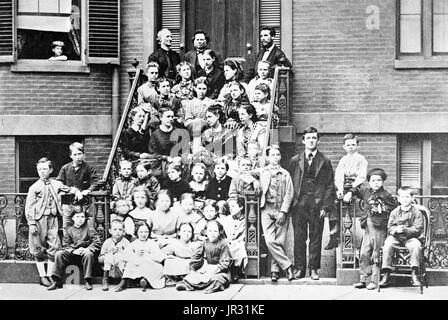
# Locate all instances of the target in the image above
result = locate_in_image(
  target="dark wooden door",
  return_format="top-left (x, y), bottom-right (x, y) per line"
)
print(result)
top-left (185, 0), bottom-right (258, 71)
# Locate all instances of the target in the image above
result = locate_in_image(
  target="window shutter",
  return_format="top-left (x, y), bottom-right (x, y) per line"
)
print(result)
top-left (88, 0), bottom-right (120, 64)
top-left (0, 0), bottom-right (14, 62)
top-left (161, 0), bottom-right (181, 52)
top-left (260, 0), bottom-right (281, 47)
top-left (400, 137), bottom-right (422, 191)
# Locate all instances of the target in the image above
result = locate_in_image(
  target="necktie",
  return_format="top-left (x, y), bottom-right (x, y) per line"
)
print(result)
top-left (308, 153), bottom-right (314, 166)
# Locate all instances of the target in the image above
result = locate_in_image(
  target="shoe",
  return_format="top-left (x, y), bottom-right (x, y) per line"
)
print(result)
top-left (295, 269), bottom-right (306, 279)
top-left (231, 273), bottom-right (240, 283)
top-left (379, 271), bottom-right (390, 288)
top-left (324, 238), bottom-right (339, 250)
top-left (176, 282), bottom-right (187, 291)
top-left (310, 270), bottom-right (320, 280)
top-left (40, 276), bottom-right (51, 287)
top-left (102, 277), bottom-right (109, 291)
top-left (115, 279), bottom-right (127, 292)
top-left (411, 270), bottom-right (421, 287)
top-left (85, 279), bottom-right (93, 291)
top-left (366, 282), bottom-right (376, 290)
top-left (140, 278), bottom-right (148, 291)
top-left (47, 280), bottom-right (62, 291)
top-left (353, 282), bottom-right (366, 289)
top-left (286, 266), bottom-right (296, 281)
top-left (271, 271), bottom-right (280, 282)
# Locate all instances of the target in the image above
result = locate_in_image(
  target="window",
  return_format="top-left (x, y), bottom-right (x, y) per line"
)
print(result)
top-left (17, 0), bottom-right (82, 60)
top-left (399, 134), bottom-right (448, 195)
top-left (396, 0), bottom-right (448, 68)
top-left (17, 136), bottom-right (81, 192)
top-left (0, 0), bottom-right (120, 71)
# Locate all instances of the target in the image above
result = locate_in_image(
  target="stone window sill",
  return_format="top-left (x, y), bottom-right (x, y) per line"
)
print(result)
top-left (11, 60), bottom-right (90, 73)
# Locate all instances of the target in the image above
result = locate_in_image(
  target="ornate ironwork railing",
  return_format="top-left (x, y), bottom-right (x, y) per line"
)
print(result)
top-left (0, 192), bottom-right (111, 261)
top-left (416, 196), bottom-right (448, 269)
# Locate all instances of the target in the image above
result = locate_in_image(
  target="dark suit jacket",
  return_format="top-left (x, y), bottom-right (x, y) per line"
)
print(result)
top-left (246, 45), bottom-right (293, 81)
top-left (184, 49), bottom-right (223, 74)
top-left (288, 150), bottom-right (335, 212)
top-left (197, 67), bottom-right (225, 100)
top-left (148, 48), bottom-right (181, 80)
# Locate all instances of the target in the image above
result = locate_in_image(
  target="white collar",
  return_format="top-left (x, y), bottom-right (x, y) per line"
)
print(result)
top-left (306, 150), bottom-right (317, 159)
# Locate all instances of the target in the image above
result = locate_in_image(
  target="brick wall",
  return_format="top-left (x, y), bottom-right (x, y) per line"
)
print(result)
top-left (0, 65), bottom-right (112, 115)
top-left (292, 0), bottom-right (448, 113)
top-left (290, 133), bottom-right (398, 193)
top-left (119, 0), bottom-right (144, 111)
top-left (84, 136), bottom-right (113, 178)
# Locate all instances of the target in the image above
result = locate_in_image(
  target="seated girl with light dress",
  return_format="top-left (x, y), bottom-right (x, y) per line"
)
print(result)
top-left (115, 221), bottom-right (166, 292)
top-left (162, 222), bottom-right (198, 285)
top-left (124, 186), bottom-right (152, 241)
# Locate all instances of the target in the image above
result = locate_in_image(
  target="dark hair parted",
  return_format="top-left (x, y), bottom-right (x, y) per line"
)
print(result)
top-left (260, 26), bottom-right (276, 37)
top-left (205, 219), bottom-right (227, 241)
top-left (36, 157), bottom-right (53, 169)
top-left (223, 59), bottom-right (244, 81)
top-left (302, 127), bottom-right (320, 140)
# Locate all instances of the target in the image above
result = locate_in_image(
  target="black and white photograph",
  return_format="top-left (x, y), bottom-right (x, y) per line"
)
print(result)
top-left (0, 0), bottom-right (447, 308)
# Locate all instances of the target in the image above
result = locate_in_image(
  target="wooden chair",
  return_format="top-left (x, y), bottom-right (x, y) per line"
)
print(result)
top-left (377, 204), bottom-right (430, 294)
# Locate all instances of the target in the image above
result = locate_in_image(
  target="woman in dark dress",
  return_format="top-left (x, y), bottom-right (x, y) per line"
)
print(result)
top-left (121, 107), bottom-right (151, 166)
top-left (197, 49), bottom-right (225, 100)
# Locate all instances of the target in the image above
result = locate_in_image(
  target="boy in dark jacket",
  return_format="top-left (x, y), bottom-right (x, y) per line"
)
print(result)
top-left (344, 168), bottom-right (397, 290)
top-left (48, 206), bottom-right (101, 291)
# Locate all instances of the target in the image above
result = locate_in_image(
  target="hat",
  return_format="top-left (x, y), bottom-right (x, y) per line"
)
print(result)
top-left (51, 41), bottom-right (65, 47)
top-left (367, 168), bottom-right (387, 182)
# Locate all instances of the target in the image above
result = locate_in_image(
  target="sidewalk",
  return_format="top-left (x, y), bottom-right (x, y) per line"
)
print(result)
top-left (0, 282), bottom-right (447, 300)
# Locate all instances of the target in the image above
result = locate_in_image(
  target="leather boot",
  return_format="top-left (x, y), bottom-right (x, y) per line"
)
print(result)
top-left (379, 270), bottom-right (390, 288)
top-left (115, 279), bottom-right (128, 292)
top-left (411, 269), bottom-right (421, 287)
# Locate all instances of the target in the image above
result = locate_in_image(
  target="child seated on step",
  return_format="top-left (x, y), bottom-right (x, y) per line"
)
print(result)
top-left (194, 199), bottom-right (220, 241)
top-left (99, 219), bottom-right (130, 291)
top-left (112, 160), bottom-right (137, 207)
top-left (124, 186), bottom-right (152, 241)
top-left (162, 222), bottom-right (197, 285)
top-left (48, 206), bottom-right (101, 291)
top-left (228, 157), bottom-right (261, 199)
top-left (110, 199), bottom-right (133, 223)
top-left (115, 221), bottom-right (167, 292)
top-left (176, 220), bottom-right (231, 294)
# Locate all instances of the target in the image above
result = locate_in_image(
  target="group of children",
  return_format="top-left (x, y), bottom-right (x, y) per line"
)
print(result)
top-left (335, 134), bottom-right (425, 290)
top-left (24, 131), bottom-right (426, 293)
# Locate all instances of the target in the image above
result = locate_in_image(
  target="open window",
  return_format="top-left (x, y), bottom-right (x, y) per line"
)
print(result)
top-left (0, 0), bottom-right (120, 72)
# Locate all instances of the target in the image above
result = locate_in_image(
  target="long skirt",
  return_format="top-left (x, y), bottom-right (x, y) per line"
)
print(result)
top-left (122, 257), bottom-right (165, 289)
top-left (182, 261), bottom-right (230, 290)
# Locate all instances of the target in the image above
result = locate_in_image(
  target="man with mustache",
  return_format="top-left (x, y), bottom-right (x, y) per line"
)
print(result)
top-left (246, 26), bottom-right (292, 82)
top-left (184, 30), bottom-right (223, 74)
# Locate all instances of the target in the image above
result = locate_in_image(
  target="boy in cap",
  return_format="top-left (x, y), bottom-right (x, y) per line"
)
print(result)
top-left (49, 41), bottom-right (68, 61)
top-left (344, 168), bottom-right (397, 290)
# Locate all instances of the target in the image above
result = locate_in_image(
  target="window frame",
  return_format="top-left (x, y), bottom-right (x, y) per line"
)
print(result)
top-left (11, 0), bottom-right (89, 73)
top-left (398, 133), bottom-right (448, 196)
top-left (396, 0), bottom-right (448, 69)
top-left (15, 136), bottom-right (84, 193)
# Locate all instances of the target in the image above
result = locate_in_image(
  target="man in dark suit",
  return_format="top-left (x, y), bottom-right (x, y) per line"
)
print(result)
top-left (183, 30), bottom-right (223, 74)
top-left (288, 127), bottom-right (335, 280)
top-left (148, 28), bottom-right (181, 81)
top-left (246, 26), bottom-right (293, 81)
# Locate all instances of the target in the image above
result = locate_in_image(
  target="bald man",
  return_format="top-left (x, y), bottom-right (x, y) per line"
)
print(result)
top-left (148, 28), bottom-right (181, 81)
